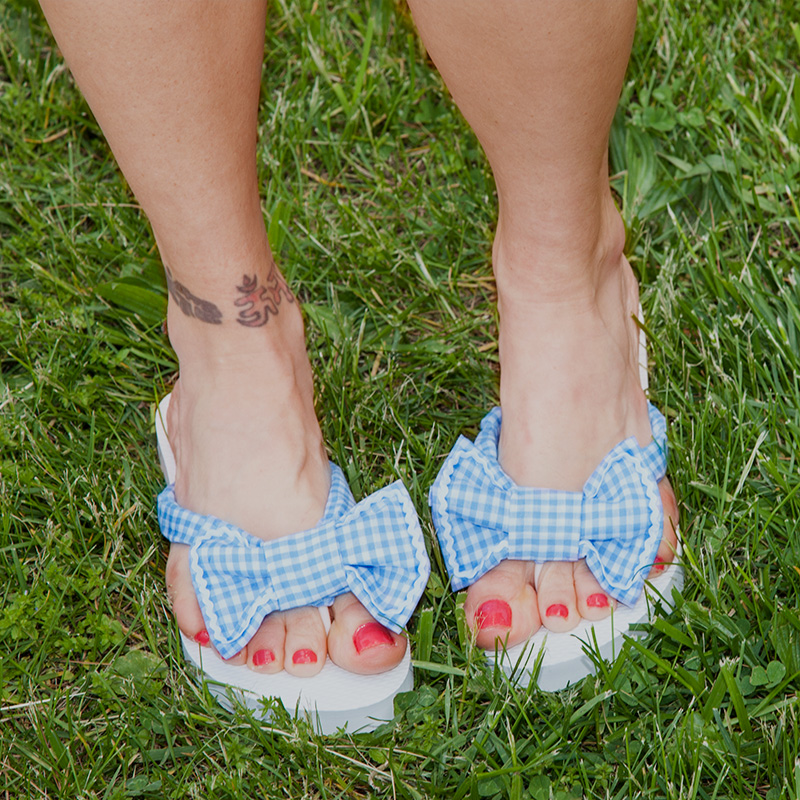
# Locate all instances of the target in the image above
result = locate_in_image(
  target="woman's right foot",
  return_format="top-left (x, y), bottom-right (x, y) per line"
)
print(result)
top-left (163, 259), bottom-right (406, 676)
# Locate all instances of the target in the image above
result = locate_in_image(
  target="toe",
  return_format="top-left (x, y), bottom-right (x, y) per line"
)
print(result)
top-left (464, 560), bottom-right (540, 649)
top-left (327, 593), bottom-right (406, 675)
top-left (166, 543), bottom-right (247, 663)
top-left (649, 477), bottom-right (679, 578)
top-left (165, 543), bottom-right (213, 648)
top-left (247, 612), bottom-right (286, 673)
top-left (283, 606), bottom-right (327, 677)
top-left (573, 559), bottom-right (616, 620)
top-left (535, 561), bottom-right (580, 632)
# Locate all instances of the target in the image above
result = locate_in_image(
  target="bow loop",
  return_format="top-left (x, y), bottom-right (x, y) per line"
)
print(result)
top-left (430, 435), bottom-right (512, 588)
top-left (158, 465), bottom-right (429, 659)
top-left (430, 404), bottom-right (667, 607)
top-left (335, 480), bottom-right (431, 633)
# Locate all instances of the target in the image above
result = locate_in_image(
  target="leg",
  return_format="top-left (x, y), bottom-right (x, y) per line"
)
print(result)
top-left (408, 0), bottom-right (678, 644)
top-left (39, 0), bottom-right (405, 675)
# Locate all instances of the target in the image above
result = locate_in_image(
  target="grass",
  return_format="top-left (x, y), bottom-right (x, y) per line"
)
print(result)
top-left (1, 0), bottom-right (800, 797)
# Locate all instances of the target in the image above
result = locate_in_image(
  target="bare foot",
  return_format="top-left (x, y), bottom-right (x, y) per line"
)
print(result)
top-left (162, 262), bottom-right (406, 675)
top-left (465, 200), bottom-right (678, 649)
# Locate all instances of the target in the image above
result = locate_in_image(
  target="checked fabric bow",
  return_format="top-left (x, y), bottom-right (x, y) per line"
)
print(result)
top-left (158, 464), bottom-right (430, 659)
top-left (429, 403), bottom-right (668, 608)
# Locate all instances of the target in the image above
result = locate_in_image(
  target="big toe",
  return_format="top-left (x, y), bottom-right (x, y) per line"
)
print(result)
top-left (327, 593), bottom-right (406, 675)
top-left (464, 560), bottom-right (540, 649)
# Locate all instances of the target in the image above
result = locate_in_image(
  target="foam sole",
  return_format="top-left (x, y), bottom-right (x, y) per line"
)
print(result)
top-left (489, 560), bottom-right (683, 691)
top-left (155, 393), bottom-right (413, 733)
top-left (488, 307), bottom-right (683, 691)
top-left (179, 632), bottom-right (413, 733)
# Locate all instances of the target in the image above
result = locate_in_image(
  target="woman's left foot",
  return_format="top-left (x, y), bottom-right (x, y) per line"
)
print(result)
top-left (464, 199), bottom-right (679, 649)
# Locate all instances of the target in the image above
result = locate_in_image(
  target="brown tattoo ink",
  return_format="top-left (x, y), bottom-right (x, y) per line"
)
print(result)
top-left (165, 267), bottom-right (223, 324)
top-left (234, 267), bottom-right (294, 328)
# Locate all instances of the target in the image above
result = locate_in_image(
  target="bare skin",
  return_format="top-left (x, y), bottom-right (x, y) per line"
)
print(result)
top-left (40, 0), bottom-right (679, 667)
top-left (39, 0), bottom-right (405, 676)
top-left (408, 0), bottom-right (678, 646)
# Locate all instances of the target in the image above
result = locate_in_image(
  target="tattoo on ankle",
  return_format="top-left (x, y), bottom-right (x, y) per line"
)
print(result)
top-left (234, 268), bottom-right (294, 327)
top-left (165, 267), bottom-right (223, 324)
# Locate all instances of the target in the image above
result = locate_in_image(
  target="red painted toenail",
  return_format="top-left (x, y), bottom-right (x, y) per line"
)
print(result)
top-left (653, 556), bottom-right (668, 572)
top-left (586, 594), bottom-right (609, 608)
top-left (194, 630), bottom-right (210, 646)
top-left (476, 600), bottom-right (512, 629)
top-left (252, 649), bottom-right (275, 667)
top-left (546, 604), bottom-right (569, 619)
top-left (292, 648), bottom-right (317, 665)
top-left (353, 622), bottom-right (395, 653)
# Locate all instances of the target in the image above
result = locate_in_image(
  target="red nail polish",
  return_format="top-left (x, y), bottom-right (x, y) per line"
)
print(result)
top-left (292, 648), bottom-right (317, 665)
top-left (586, 593), bottom-right (609, 608)
top-left (653, 555), bottom-right (667, 572)
top-left (194, 630), bottom-right (210, 646)
top-left (353, 622), bottom-right (395, 653)
top-left (252, 649), bottom-right (275, 667)
top-left (546, 604), bottom-right (569, 619)
top-left (476, 600), bottom-right (513, 629)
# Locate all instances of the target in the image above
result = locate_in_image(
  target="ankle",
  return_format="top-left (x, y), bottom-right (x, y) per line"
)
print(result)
top-left (492, 191), bottom-right (627, 306)
top-left (167, 285), bottom-right (307, 369)
top-left (493, 194), bottom-right (651, 478)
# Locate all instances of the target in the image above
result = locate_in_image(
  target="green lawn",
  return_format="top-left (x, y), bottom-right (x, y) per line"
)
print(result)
top-left (2, 0), bottom-right (800, 797)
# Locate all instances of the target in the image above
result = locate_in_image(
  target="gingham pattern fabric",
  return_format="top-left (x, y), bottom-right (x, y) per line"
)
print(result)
top-left (429, 403), bottom-right (667, 607)
top-left (158, 464), bottom-right (430, 659)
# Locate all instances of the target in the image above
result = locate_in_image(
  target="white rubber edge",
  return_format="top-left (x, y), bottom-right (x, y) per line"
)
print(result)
top-left (489, 556), bottom-right (683, 691)
top-left (487, 305), bottom-right (684, 691)
top-left (155, 392), bottom-right (413, 733)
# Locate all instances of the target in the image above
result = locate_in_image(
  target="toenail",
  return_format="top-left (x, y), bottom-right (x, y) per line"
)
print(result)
top-left (653, 556), bottom-right (668, 572)
top-left (586, 594), bottom-right (609, 608)
top-left (476, 600), bottom-right (512, 629)
top-left (252, 649), bottom-right (275, 667)
top-left (292, 649), bottom-right (317, 665)
top-left (194, 630), bottom-right (210, 646)
top-left (546, 604), bottom-right (569, 619)
top-left (353, 622), bottom-right (394, 654)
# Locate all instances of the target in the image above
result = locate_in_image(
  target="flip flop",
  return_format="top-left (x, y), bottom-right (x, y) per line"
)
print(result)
top-left (155, 393), bottom-right (429, 733)
top-left (429, 309), bottom-right (683, 691)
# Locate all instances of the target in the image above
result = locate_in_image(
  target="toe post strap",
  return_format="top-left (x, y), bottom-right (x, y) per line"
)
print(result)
top-left (158, 464), bottom-right (430, 659)
top-left (429, 404), bottom-right (668, 608)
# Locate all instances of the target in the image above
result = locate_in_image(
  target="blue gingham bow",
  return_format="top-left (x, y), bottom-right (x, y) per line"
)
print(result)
top-left (429, 403), bottom-right (668, 607)
top-left (158, 464), bottom-right (430, 659)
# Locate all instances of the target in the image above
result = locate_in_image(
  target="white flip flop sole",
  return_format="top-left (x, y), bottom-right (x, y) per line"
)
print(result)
top-left (488, 306), bottom-right (683, 691)
top-left (489, 560), bottom-right (683, 691)
top-left (155, 393), bottom-right (413, 733)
